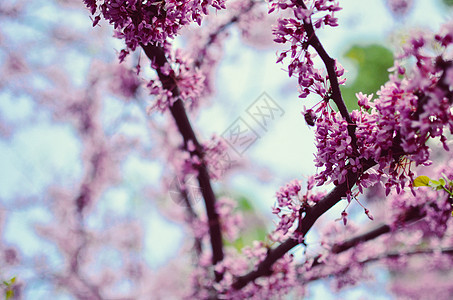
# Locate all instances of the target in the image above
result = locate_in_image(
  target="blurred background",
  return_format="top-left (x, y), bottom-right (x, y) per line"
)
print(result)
top-left (0, 0), bottom-right (452, 298)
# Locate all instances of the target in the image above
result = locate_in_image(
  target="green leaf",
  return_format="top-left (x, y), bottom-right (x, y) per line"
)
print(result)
top-left (6, 289), bottom-right (13, 300)
top-left (428, 179), bottom-right (445, 191)
top-left (340, 44), bottom-right (394, 111)
top-left (443, 0), bottom-right (453, 7)
top-left (430, 179), bottom-right (440, 185)
top-left (236, 196), bottom-right (254, 212)
top-left (414, 176), bottom-right (431, 187)
top-left (227, 227), bottom-right (267, 251)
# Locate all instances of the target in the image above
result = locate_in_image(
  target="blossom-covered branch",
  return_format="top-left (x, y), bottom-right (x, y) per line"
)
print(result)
top-left (141, 43), bottom-right (224, 269)
top-left (231, 14), bottom-right (453, 290)
top-left (304, 246), bottom-right (453, 285)
top-left (70, 0), bottom-right (453, 298)
top-left (330, 206), bottom-right (425, 255)
top-left (297, 0), bottom-right (358, 150)
top-left (231, 158), bottom-right (375, 290)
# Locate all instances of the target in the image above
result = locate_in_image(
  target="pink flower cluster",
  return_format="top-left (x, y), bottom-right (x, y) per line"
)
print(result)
top-left (190, 178), bottom-right (326, 298)
top-left (213, 244), bottom-right (300, 299)
top-left (314, 109), bottom-right (356, 186)
top-left (190, 196), bottom-right (243, 249)
top-left (387, 0), bottom-right (413, 16)
top-left (230, 252), bottom-right (298, 299)
top-left (389, 185), bottom-right (451, 236)
top-left (271, 177), bottom-right (324, 242)
top-left (312, 23), bottom-right (453, 196)
top-left (190, 209), bottom-right (300, 299)
top-left (147, 48), bottom-right (205, 113)
top-left (270, 1), bottom-right (453, 199)
top-left (110, 64), bottom-right (142, 99)
top-left (202, 135), bottom-right (231, 180)
top-left (304, 162), bottom-right (453, 294)
top-left (216, 197), bottom-right (243, 242)
top-left (388, 163), bottom-right (453, 235)
top-left (271, 0), bottom-right (344, 99)
top-left (269, 0), bottom-right (341, 28)
top-left (83, 0), bottom-right (226, 60)
top-left (301, 221), bottom-right (372, 290)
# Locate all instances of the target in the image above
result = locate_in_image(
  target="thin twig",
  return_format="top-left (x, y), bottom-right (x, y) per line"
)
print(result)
top-left (331, 205), bottom-right (425, 255)
top-left (194, 0), bottom-right (257, 68)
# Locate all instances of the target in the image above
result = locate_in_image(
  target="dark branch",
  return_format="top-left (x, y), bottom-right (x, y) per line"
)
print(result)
top-left (304, 246), bottom-right (453, 284)
top-left (305, 202), bottom-right (431, 277)
top-left (231, 6), bottom-right (453, 292)
top-left (141, 44), bottom-right (224, 271)
top-left (232, 159), bottom-right (376, 290)
top-left (298, 1), bottom-right (357, 151)
top-left (332, 224), bottom-right (390, 254)
top-left (179, 180), bottom-right (203, 256)
top-left (363, 247), bottom-right (453, 264)
top-left (331, 205), bottom-right (426, 254)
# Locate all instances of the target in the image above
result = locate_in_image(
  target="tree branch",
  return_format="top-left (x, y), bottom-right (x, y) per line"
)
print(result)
top-left (363, 247), bottom-right (453, 263)
top-left (232, 158), bottom-right (376, 290)
top-left (332, 224), bottom-right (390, 254)
top-left (331, 205), bottom-right (426, 254)
top-left (141, 44), bottom-right (224, 271)
top-left (304, 246), bottom-right (453, 284)
top-left (231, 9), bottom-right (453, 291)
top-left (299, 202), bottom-right (446, 283)
top-left (298, 1), bottom-right (357, 150)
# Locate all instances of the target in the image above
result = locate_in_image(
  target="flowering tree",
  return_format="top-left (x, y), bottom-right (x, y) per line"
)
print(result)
top-left (1, 0), bottom-right (453, 298)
